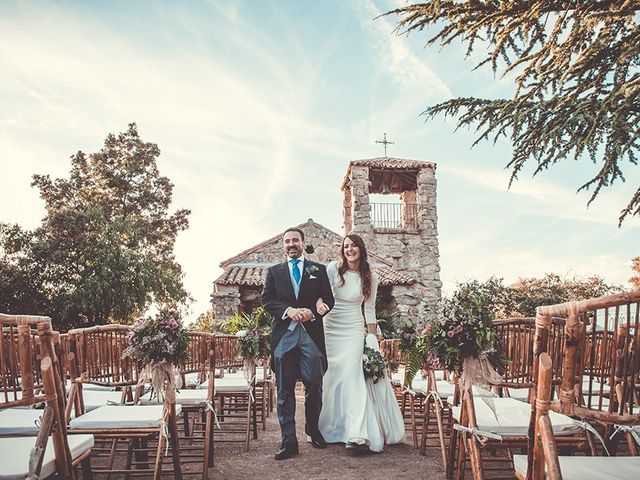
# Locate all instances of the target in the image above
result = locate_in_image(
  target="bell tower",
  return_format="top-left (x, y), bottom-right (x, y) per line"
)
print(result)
top-left (341, 157), bottom-right (441, 317)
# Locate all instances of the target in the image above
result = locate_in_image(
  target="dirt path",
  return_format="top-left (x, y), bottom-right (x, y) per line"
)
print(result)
top-left (208, 386), bottom-right (446, 480)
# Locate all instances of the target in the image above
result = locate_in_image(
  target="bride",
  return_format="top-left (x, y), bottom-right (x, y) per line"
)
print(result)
top-left (316, 234), bottom-right (405, 452)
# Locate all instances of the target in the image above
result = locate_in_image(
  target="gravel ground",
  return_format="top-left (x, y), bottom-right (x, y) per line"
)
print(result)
top-left (207, 384), bottom-right (446, 480)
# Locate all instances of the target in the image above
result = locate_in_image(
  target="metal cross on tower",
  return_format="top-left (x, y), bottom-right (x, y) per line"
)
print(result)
top-left (375, 133), bottom-right (394, 157)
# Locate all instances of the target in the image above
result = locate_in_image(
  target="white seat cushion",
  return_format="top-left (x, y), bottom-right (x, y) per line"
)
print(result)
top-left (139, 389), bottom-right (210, 405)
top-left (0, 408), bottom-right (43, 436)
top-left (451, 397), bottom-right (583, 437)
top-left (81, 390), bottom-right (131, 411)
top-left (213, 377), bottom-right (251, 393)
top-left (0, 434), bottom-right (94, 478)
top-left (513, 454), bottom-right (640, 480)
top-left (391, 367), bottom-right (406, 385)
top-left (505, 387), bottom-right (530, 402)
top-left (199, 377), bottom-right (251, 392)
top-left (69, 405), bottom-right (182, 429)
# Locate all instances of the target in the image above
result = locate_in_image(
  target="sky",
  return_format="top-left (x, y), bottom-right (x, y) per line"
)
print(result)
top-left (1, 0), bottom-right (638, 323)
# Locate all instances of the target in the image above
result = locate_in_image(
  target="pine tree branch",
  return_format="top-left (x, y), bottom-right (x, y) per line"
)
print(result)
top-left (424, 96), bottom-right (640, 221)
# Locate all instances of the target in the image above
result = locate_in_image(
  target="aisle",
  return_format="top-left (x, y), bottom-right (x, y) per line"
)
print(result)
top-left (207, 384), bottom-right (446, 480)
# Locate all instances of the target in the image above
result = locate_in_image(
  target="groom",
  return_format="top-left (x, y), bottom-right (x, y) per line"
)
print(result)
top-left (261, 227), bottom-right (334, 460)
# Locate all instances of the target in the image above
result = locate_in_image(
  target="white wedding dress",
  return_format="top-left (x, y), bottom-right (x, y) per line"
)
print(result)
top-left (318, 261), bottom-right (405, 452)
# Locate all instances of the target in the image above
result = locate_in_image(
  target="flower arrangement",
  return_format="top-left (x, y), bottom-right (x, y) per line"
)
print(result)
top-left (404, 292), bottom-right (507, 387)
top-left (227, 307), bottom-right (273, 380)
top-left (362, 345), bottom-right (386, 384)
top-left (397, 323), bottom-right (418, 353)
top-left (124, 308), bottom-right (189, 368)
top-left (123, 308), bottom-right (189, 400)
top-left (423, 294), bottom-right (505, 374)
top-left (236, 328), bottom-right (271, 360)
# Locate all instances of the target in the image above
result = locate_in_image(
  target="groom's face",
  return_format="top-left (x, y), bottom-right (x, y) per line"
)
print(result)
top-left (283, 231), bottom-right (304, 259)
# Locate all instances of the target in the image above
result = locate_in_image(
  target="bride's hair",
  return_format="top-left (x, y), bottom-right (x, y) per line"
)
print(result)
top-left (337, 234), bottom-right (372, 301)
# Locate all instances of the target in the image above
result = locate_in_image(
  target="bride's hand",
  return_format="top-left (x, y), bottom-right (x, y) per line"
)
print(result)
top-left (316, 298), bottom-right (330, 315)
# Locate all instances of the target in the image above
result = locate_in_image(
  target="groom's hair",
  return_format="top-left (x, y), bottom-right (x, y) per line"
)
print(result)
top-left (283, 227), bottom-right (305, 241)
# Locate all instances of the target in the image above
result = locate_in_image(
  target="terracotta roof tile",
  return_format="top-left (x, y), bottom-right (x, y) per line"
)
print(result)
top-left (215, 264), bottom-right (415, 287)
top-left (341, 157), bottom-right (436, 190)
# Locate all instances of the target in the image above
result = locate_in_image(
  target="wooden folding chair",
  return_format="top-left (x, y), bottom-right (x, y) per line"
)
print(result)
top-left (0, 313), bottom-right (92, 479)
top-left (446, 316), bottom-right (589, 480)
top-left (140, 330), bottom-right (217, 479)
top-left (514, 351), bottom-right (640, 480)
top-left (205, 335), bottom-right (253, 451)
top-left (66, 324), bottom-right (183, 479)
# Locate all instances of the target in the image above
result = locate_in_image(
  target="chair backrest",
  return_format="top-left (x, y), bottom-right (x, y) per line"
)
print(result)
top-left (379, 338), bottom-right (407, 382)
top-left (535, 290), bottom-right (640, 417)
top-left (215, 334), bottom-right (243, 370)
top-left (493, 317), bottom-right (566, 393)
top-left (182, 331), bottom-right (216, 385)
top-left (0, 314), bottom-right (63, 408)
top-left (0, 313), bottom-right (75, 478)
top-left (68, 324), bottom-right (138, 387)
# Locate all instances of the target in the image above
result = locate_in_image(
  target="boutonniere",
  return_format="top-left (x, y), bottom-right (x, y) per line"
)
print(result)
top-left (305, 264), bottom-right (319, 277)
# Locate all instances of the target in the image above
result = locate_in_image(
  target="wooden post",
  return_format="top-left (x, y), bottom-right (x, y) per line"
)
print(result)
top-left (532, 353), bottom-right (553, 480)
top-left (538, 416), bottom-right (562, 480)
top-left (41, 355), bottom-right (75, 479)
top-left (464, 391), bottom-right (485, 480)
top-left (558, 304), bottom-right (580, 415)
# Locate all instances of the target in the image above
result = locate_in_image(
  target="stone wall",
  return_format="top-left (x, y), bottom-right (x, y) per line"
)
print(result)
top-left (344, 163), bottom-right (442, 324)
top-left (211, 284), bottom-right (241, 321)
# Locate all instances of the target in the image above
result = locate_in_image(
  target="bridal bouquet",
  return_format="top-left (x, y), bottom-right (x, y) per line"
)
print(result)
top-left (123, 308), bottom-right (189, 400)
top-left (362, 344), bottom-right (386, 384)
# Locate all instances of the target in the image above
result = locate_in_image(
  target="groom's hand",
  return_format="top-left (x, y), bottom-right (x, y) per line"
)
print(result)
top-left (299, 308), bottom-right (313, 322)
top-left (287, 307), bottom-right (304, 322)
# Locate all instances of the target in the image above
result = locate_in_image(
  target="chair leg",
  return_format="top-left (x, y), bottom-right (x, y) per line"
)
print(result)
top-left (170, 404), bottom-right (183, 480)
top-left (252, 385), bottom-right (258, 439)
top-left (447, 425), bottom-right (458, 480)
top-left (106, 439), bottom-right (118, 480)
top-left (409, 394), bottom-right (418, 448)
top-left (245, 394), bottom-right (252, 451)
top-left (154, 431), bottom-right (166, 480)
top-left (80, 455), bottom-right (93, 480)
top-left (421, 397), bottom-right (431, 455)
top-left (435, 401), bottom-right (448, 467)
top-left (124, 439), bottom-right (134, 480)
top-left (454, 431), bottom-right (466, 480)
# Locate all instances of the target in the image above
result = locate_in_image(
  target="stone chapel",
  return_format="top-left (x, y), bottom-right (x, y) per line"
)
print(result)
top-left (210, 157), bottom-right (442, 324)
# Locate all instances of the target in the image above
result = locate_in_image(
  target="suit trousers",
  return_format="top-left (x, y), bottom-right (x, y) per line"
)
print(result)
top-left (273, 323), bottom-right (326, 446)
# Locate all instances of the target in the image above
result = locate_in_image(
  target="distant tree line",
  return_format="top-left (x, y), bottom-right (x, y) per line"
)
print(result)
top-left (449, 274), bottom-right (624, 320)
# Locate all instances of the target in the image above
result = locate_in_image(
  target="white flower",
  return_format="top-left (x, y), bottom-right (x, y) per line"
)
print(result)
top-left (236, 330), bottom-right (248, 338)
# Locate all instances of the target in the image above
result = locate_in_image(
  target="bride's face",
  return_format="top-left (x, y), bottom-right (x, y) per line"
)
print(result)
top-left (342, 237), bottom-right (360, 264)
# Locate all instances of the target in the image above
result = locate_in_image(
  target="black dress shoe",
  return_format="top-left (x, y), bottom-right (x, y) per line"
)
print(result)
top-left (274, 444), bottom-right (299, 460)
top-left (306, 433), bottom-right (326, 449)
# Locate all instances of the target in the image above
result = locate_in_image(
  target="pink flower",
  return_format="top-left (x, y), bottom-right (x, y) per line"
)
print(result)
top-left (447, 330), bottom-right (455, 338)
top-left (422, 324), bottom-right (433, 336)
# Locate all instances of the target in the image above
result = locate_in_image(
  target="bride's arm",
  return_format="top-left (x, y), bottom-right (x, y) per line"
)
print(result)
top-left (364, 274), bottom-right (379, 335)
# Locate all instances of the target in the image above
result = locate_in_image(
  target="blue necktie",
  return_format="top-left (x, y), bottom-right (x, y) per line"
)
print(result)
top-left (290, 259), bottom-right (301, 284)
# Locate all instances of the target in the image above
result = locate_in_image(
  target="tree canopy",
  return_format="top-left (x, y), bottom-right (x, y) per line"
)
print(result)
top-left (386, 1), bottom-right (640, 224)
top-left (452, 273), bottom-right (623, 318)
top-left (0, 124), bottom-right (190, 331)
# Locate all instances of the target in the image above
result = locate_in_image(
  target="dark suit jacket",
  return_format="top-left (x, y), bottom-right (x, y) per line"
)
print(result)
top-left (261, 259), bottom-right (334, 368)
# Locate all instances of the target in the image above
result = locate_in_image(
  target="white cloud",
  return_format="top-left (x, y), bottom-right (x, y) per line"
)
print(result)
top-left (352, 0), bottom-right (452, 99)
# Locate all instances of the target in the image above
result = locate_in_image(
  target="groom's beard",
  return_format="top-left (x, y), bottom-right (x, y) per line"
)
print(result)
top-left (286, 247), bottom-right (302, 258)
